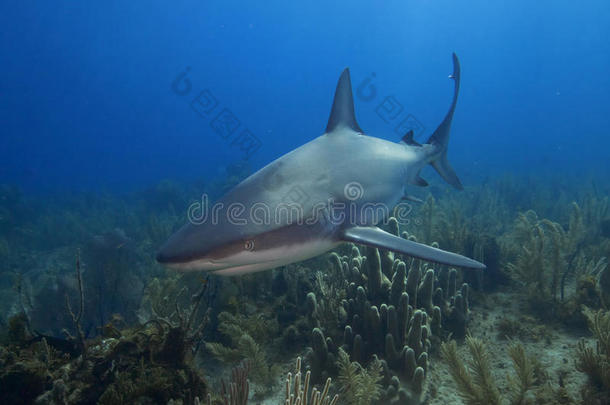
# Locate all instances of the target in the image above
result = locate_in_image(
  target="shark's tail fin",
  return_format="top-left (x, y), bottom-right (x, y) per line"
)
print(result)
top-left (425, 53), bottom-right (463, 190)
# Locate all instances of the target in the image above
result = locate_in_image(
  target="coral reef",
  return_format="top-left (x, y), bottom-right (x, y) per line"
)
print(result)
top-left (0, 258), bottom-right (213, 404)
top-left (440, 337), bottom-right (556, 405)
top-left (441, 337), bottom-right (501, 405)
top-left (220, 361), bottom-right (250, 405)
top-left (205, 311), bottom-right (280, 395)
top-left (576, 307), bottom-right (610, 402)
top-left (0, 305), bottom-right (210, 404)
top-left (0, 172), bottom-right (608, 404)
top-left (504, 201), bottom-right (610, 323)
top-left (284, 356), bottom-right (339, 405)
top-left (304, 218), bottom-right (473, 403)
top-left (336, 348), bottom-right (382, 405)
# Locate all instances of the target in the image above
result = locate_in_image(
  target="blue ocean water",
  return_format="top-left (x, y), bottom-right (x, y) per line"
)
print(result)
top-left (2, 4), bottom-right (610, 404)
top-left (2, 1), bottom-right (609, 193)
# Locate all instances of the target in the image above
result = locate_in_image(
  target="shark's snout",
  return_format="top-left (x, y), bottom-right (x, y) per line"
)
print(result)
top-left (155, 228), bottom-right (202, 265)
top-left (155, 248), bottom-right (173, 264)
top-left (155, 240), bottom-right (183, 264)
top-left (155, 239), bottom-right (209, 270)
top-left (155, 223), bottom-right (241, 270)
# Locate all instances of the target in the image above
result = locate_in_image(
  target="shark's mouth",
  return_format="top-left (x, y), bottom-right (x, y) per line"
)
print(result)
top-left (165, 253), bottom-right (288, 273)
top-left (165, 236), bottom-right (340, 274)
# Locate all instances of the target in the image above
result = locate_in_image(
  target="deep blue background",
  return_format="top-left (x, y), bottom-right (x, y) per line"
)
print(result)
top-left (1, 1), bottom-right (609, 193)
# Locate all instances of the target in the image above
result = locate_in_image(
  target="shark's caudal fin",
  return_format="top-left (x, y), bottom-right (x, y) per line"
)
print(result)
top-left (342, 226), bottom-right (486, 270)
top-left (325, 68), bottom-right (364, 134)
top-left (426, 53), bottom-right (463, 190)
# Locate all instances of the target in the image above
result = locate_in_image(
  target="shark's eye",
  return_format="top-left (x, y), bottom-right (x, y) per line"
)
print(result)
top-left (244, 240), bottom-right (255, 251)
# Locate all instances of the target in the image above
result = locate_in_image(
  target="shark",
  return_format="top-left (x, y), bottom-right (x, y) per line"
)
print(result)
top-left (157, 54), bottom-right (486, 275)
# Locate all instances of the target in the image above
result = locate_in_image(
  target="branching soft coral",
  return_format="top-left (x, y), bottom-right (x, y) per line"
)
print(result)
top-left (507, 342), bottom-right (535, 405)
top-left (577, 307), bottom-right (610, 392)
top-left (441, 337), bottom-right (539, 405)
top-left (506, 204), bottom-right (593, 317)
top-left (336, 348), bottom-right (383, 405)
top-left (205, 311), bottom-right (279, 392)
top-left (441, 337), bottom-right (501, 405)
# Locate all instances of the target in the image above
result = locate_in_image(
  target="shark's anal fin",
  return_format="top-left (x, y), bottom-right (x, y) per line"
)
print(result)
top-left (325, 68), bottom-right (364, 135)
top-left (341, 226), bottom-right (486, 270)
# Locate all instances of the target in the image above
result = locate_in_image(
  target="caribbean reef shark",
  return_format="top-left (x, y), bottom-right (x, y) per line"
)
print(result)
top-left (157, 54), bottom-right (486, 275)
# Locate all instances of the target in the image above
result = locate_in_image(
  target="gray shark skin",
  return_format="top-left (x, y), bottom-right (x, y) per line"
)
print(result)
top-left (157, 54), bottom-right (486, 275)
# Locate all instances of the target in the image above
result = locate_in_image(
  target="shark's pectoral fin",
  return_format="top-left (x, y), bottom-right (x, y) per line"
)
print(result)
top-left (341, 226), bottom-right (486, 270)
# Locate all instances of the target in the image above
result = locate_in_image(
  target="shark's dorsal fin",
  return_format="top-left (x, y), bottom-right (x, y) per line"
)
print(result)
top-left (400, 130), bottom-right (421, 146)
top-left (325, 68), bottom-right (363, 135)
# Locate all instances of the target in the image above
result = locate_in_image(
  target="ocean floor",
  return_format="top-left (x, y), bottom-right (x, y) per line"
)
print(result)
top-left (200, 284), bottom-right (592, 405)
top-left (428, 289), bottom-right (590, 404)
